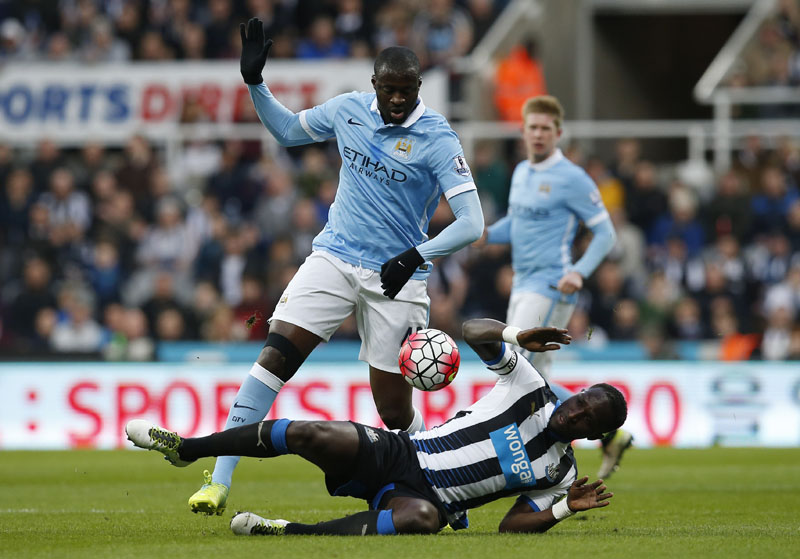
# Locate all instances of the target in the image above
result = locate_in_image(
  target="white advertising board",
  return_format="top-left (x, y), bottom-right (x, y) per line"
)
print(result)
top-left (1, 361), bottom-right (798, 449)
top-left (0, 61), bottom-right (448, 144)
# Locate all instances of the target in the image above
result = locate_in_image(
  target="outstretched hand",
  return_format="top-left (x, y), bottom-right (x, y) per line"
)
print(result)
top-left (566, 476), bottom-right (613, 512)
top-left (239, 18), bottom-right (273, 85)
top-left (515, 327), bottom-right (571, 353)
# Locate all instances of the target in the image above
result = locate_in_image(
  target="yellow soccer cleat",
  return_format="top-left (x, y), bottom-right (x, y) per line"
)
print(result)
top-left (188, 470), bottom-right (229, 515)
top-left (597, 429), bottom-right (633, 479)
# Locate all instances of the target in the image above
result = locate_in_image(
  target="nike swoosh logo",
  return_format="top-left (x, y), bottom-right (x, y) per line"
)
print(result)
top-left (233, 402), bottom-right (257, 411)
top-left (398, 262), bottom-right (406, 267)
top-left (347, 118), bottom-right (363, 126)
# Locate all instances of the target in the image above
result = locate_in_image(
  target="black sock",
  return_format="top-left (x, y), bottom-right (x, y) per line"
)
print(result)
top-left (285, 510), bottom-right (395, 535)
top-left (179, 420), bottom-right (291, 462)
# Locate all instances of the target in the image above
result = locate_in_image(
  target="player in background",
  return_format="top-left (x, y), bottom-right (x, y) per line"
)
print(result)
top-left (127, 318), bottom-right (627, 535)
top-left (184, 19), bottom-right (484, 516)
top-left (480, 95), bottom-right (632, 479)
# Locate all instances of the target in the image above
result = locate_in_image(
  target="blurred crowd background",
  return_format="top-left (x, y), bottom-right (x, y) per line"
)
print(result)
top-left (1, 0), bottom-right (799, 362)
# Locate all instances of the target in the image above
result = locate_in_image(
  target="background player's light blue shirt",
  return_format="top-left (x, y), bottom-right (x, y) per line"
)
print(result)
top-left (487, 149), bottom-right (614, 303)
top-left (296, 91), bottom-right (476, 279)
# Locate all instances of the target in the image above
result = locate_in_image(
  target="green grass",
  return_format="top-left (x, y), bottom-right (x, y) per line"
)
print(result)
top-left (1, 447), bottom-right (799, 558)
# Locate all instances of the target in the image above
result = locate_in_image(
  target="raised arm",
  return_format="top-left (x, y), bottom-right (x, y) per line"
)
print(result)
top-left (240, 18), bottom-right (318, 147)
top-left (498, 477), bottom-right (613, 534)
top-left (461, 318), bottom-right (571, 361)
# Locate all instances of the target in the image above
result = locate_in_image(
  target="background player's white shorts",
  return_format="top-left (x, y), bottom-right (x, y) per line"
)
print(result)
top-left (270, 251), bottom-right (429, 373)
top-left (506, 290), bottom-right (576, 378)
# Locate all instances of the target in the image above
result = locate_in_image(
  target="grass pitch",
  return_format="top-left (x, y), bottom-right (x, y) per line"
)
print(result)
top-left (1, 447), bottom-right (798, 558)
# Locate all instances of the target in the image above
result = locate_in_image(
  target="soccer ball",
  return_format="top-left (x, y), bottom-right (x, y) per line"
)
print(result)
top-left (398, 329), bottom-right (460, 391)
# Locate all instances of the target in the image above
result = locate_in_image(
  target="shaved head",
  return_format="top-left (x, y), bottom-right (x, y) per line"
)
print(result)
top-left (374, 46), bottom-right (421, 80)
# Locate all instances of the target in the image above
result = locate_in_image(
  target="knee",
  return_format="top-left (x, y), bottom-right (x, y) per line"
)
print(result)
top-left (257, 332), bottom-right (306, 381)
top-left (257, 345), bottom-right (288, 378)
top-left (376, 404), bottom-right (413, 431)
top-left (391, 501), bottom-right (440, 534)
top-left (286, 421), bottom-right (332, 453)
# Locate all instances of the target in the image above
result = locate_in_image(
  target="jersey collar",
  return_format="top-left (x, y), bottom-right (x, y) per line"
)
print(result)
top-left (528, 148), bottom-right (564, 172)
top-left (370, 96), bottom-right (426, 128)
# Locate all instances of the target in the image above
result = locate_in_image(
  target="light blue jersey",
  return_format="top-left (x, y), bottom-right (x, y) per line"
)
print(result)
top-left (272, 90), bottom-right (477, 279)
top-left (487, 149), bottom-right (615, 303)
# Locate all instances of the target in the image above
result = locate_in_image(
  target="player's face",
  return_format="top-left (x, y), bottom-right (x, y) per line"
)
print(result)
top-left (522, 112), bottom-right (561, 163)
top-left (547, 387), bottom-right (614, 441)
top-left (372, 71), bottom-right (421, 125)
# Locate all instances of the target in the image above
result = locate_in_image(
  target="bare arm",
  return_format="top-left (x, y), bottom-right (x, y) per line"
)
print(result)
top-left (498, 477), bottom-right (613, 533)
top-left (461, 318), bottom-right (571, 361)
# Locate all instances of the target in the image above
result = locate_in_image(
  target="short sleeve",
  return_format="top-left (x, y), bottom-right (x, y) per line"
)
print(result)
top-left (566, 170), bottom-right (610, 228)
top-left (297, 92), bottom-right (355, 142)
top-left (426, 125), bottom-right (477, 200)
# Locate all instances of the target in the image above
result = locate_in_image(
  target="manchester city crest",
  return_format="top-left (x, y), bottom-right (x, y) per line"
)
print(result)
top-left (393, 138), bottom-right (414, 159)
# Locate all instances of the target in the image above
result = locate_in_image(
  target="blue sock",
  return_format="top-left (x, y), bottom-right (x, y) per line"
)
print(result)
top-left (550, 382), bottom-right (575, 403)
top-left (211, 363), bottom-right (283, 487)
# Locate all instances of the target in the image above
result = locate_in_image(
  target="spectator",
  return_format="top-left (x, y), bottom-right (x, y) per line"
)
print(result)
top-left (253, 165), bottom-right (298, 242)
top-left (586, 157), bottom-right (625, 215)
top-left (29, 139), bottom-right (66, 193)
top-left (204, 0), bottom-right (238, 58)
top-left (609, 298), bottom-right (640, 340)
top-left (373, 1), bottom-right (414, 51)
top-left (232, 275), bottom-right (272, 341)
top-left (650, 183), bottom-right (705, 256)
top-left (667, 296), bottom-right (707, 340)
top-left (179, 21), bottom-right (207, 59)
top-left (114, 1), bottom-right (145, 58)
top-left (80, 17), bottom-right (130, 63)
top-left (85, 239), bottom-right (123, 309)
top-left (609, 138), bottom-right (641, 191)
top-left (761, 304), bottom-right (795, 360)
top-left (471, 141), bottom-right (510, 217)
top-left (410, 0), bottom-right (473, 69)
top-left (703, 170), bottom-right (752, 243)
top-left (588, 261), bottom-right (632, 334)
top-left (607, 208), bottom-right (647, 292)
top-left (37, 167), bottom-right (91, 254)
top-left (751, 165), bottom-right (799, 236)
top-left (297, 15), bottom-right (350, 59)
top-left (625, 161), bottom-right (667, 241)
top-left (493, 43), bottom-right (547, 122)
top-left (566, 307), bottom-right (609, 349)
top-left (140, 271), bottom-right (194, 337)
top-left (155, 307), bottom-right (189, 342)
top-left (334, 0), bottom-right (374, 54)
top-left (6, 257), bottom-right (58, 344)
top-left (1, 168), bottom-right (35, 247)
top-left (638, 270), bottom-right (680, 332)
top-left (50, 287), bottom-right (105, 353)
top-left (116, 135), bottom-right (158, 214)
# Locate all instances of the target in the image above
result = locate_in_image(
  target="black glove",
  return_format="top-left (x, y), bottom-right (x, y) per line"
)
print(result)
top-left (380, 247), bottom-right (424, 299)
top-left (239, 18), bottom-right (273, 85)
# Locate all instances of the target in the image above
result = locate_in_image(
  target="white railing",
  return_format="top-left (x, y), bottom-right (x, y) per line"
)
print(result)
top-left (455, 117), bottom-right (800, 171)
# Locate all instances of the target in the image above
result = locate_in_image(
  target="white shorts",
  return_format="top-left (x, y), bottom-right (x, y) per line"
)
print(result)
top-left (270, 251), bottom-right (429, 373)
top-left (506, 291), bottom-right (576, 378)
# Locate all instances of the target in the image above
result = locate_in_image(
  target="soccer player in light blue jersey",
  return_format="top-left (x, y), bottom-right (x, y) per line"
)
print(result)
top-left (482, 95), bottom-right (632, 479)
top-left (184, 18), bottom-right (483, 515)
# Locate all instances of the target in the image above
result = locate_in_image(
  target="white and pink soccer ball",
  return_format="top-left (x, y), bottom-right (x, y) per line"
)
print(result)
top-left (398, 328), bottom-right (460, 391)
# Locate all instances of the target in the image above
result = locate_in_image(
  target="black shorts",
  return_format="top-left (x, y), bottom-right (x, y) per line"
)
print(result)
top-left (324, 422), bottom-right (448, 528)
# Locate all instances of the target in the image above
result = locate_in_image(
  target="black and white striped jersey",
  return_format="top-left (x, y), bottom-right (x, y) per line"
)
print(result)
top-left (408, 343), bottom-right (576, 525)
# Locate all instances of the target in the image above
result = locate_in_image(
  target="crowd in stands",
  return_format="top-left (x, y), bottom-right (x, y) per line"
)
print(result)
top-left (726, 0), bottom-right (800, 117)
top-left (2, 130), bottom-right (799, 361)
top-left (0, 0), bottom-right (799, 362)
top-left (0, 0), bottom-right (504, 70)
